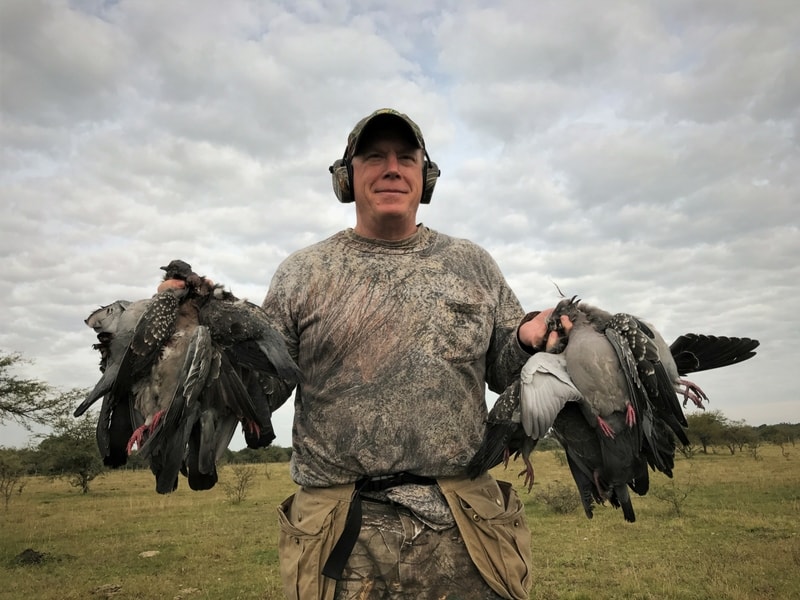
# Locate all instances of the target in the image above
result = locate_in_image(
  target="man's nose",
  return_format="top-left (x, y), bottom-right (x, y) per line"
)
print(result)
top-left (383, 152), bottom-right (401, 173)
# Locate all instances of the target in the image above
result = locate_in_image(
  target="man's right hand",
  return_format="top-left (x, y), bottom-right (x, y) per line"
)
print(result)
top-left (157, 279), bottom-right (186, 293)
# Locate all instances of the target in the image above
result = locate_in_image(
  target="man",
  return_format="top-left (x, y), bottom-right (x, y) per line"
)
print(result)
top-left (159, 108), bottom-right (559, 597)
top-left (259, 109), bottom-right (559, 599)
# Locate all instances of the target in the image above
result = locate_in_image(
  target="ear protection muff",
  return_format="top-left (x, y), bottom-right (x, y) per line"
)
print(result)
top-left (329, 157), bottom-right (352, 203)
top-left (329, 153), bottom-right (441, 204)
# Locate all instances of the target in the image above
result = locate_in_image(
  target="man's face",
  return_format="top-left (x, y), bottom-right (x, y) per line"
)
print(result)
top-left (350, 125), bottom-right (424, 236)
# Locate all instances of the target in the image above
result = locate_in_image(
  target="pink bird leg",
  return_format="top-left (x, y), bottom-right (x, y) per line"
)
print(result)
top-left (126, 424), bottom-right (148, 454)
top-left (678, 378), bottom-right (709, 408)
top-left (243, 419), bottom-right (261, 437)
top-left (625, 401), bottom-right (637, 428)
top-left (597, 416), bottom-right (616, 438)
top-left (517, 456), bottom-right (535, 493)
top-left (125, 410), bottom-right (165, 454)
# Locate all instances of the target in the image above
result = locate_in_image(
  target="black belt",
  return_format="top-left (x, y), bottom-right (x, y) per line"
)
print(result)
top-left (321, 472), bottom-right (437, 580)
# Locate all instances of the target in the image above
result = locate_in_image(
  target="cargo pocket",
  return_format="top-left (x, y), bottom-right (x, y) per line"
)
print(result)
top-left (439, 474), bottom-right (532, 600)
top-left (277, 485), bottom-right (353, 600)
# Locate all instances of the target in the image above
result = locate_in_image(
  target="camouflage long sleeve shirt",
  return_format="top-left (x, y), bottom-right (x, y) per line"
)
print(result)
top-left (262, 225), bottom-right (532, 487)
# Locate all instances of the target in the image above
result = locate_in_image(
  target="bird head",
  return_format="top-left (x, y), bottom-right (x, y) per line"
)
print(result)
top-left (548, 295), bottom-right (581, 333)
top-left (542, 296), bottom-right (581, 353)
top-left (85, 300), bottom-right (132, 333)
top-left (160, 259), bottom-right (194, 281)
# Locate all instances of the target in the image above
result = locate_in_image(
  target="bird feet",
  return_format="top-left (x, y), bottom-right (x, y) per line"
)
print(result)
top-left (597, 416), bottom-right (616, 438)
top-left (125, 410), bottom-right (165, 454)
top-left (625, 402), bottom-right (637, 428)
top-left (148, 410), bottom-right (165, 432)
top-left (593, 470), bottom-right (608, 500)
top-left (126, 424), bottom-right (148, 454)
top-left (243, 419), bottom-right (261, 437)
top-left (515, 453), bottom-right (535, 493)
top-left (677, 378), bottom-right (709, 408)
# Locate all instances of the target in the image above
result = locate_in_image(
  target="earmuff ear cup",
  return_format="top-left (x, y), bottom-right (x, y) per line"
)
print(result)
top-left (420, 160), bottom-right (440, 205)
top-left (329, 156), bottom-right (441, 204)
top-left (329, 158), bottom-right (353, 203)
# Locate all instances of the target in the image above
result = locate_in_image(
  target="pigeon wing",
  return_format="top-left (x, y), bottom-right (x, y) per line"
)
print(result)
top-left (519, 352), bottom-right (582, 439)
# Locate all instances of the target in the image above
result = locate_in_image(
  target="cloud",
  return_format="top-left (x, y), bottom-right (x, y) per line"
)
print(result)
top-left (1, 0), bottom-right (797, 452)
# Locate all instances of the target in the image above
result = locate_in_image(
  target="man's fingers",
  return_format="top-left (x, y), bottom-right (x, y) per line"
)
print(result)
top-left (545, 330), bottom-right (560, 351)
top-left (157, 279), bottom-right (186, 293)
top-left (157, 277), bottom-right (216, 294)
top-left (560, 315), bottom-right (573, 334)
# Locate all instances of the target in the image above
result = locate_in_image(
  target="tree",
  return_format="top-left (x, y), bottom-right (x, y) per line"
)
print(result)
top-left (686, 410), bottom-right (729, 454)
top-left (535, 436), bottom-right (563, 452)
top-left (0, 449), bottom-right (26, 510)
top-left (756, 423), bottom-right (799, 447)
top-left (0, 352), bottom-right (75, 429)
top-left (37, 409), bottom-right (104, 494)
top-left (230, 445), bottom-right (292, 464)
top-left (721, 420), bottom-right (755, 454)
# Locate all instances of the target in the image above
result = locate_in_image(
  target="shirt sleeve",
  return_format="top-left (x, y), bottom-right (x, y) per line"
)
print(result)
top-left (481, 255), bottom-right (534, 395)
top-left (259, 259), bottom-right (300, 412)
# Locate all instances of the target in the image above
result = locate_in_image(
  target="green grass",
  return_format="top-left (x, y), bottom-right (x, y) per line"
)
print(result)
top-left (2, 447), bottom-right (798, 599)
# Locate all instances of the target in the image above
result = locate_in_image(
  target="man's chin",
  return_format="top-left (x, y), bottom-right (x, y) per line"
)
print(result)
top-left (376, 207), bottom-right (415, 221)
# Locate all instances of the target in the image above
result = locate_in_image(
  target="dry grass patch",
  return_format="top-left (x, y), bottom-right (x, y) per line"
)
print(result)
top-left (1, 446), bottom-right (798, 599)
top-left (499, 444), bottom-right (800, 600)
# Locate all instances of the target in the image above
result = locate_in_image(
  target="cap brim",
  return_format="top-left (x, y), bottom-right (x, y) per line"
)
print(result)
top-left (345, 109), bottom-right (425, 159)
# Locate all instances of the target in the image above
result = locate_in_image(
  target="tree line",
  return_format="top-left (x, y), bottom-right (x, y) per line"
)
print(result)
top-left (0, 412), bottom-right (292, 499)
top-left (1, 350), bottom-right (796, 502)
top-left (0, 351), bottom-right (293, 501)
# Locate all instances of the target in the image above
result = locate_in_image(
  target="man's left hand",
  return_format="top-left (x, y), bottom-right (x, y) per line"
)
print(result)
top-left (519, 308), bottom-right (572, 352)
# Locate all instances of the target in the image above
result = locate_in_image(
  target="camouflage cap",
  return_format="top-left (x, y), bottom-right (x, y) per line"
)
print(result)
top-left (344, 108), bottom-right (426, 160)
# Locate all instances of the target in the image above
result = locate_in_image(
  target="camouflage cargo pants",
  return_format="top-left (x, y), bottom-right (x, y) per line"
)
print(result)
top-left (333, 498), bottom-right (503, 600)
top-left (278, 475), bottom-right (530, 599)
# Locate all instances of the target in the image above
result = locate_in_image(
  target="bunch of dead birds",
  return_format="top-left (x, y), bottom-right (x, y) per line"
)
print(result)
top-left (469, 296), bottom-right (759, 522)
top-left (75, 260), bottom-right (301, 494)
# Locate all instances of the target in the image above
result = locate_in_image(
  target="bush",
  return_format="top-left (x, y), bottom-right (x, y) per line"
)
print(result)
top-left (538, 482), bottom-right (580, 514)
top-left (37, 418), bottom-right (105, 494)
top-left (650, 464), bottom-right (696, 517)
top-left (221, 464), bottom-right (257, 504)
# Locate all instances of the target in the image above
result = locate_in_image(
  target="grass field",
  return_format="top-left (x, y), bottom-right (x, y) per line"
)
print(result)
top-left (2, 446), bottom-right (798, 599)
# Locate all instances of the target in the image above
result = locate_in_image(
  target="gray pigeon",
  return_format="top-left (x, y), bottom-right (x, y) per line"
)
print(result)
top-left (76, 299), bottom-right (151, 468)
top-left (549, 330), bottom-right (759, 521)
top-left (78, 299), bottom-right (151, 415)
top-left (547, 297), bottom-right (759, 521)
top-left (469, 296), bottom-right (759, 522)
top-left (77, 260), bottom-right (301, 493)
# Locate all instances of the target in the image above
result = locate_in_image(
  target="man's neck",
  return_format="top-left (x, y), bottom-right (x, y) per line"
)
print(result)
top-left (353, 221), bottom-right (419, 242)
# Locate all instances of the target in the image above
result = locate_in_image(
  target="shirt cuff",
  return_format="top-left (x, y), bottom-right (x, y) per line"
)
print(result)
top-left (516, 310), bottom-right (542, 354)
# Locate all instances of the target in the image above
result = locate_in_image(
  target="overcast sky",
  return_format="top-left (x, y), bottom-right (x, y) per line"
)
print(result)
top-left (1, 0), bottom-right (798, 450)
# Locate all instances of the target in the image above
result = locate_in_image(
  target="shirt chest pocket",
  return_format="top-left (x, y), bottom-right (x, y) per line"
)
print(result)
top-left (433, 299), bottom-right (493, 364)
